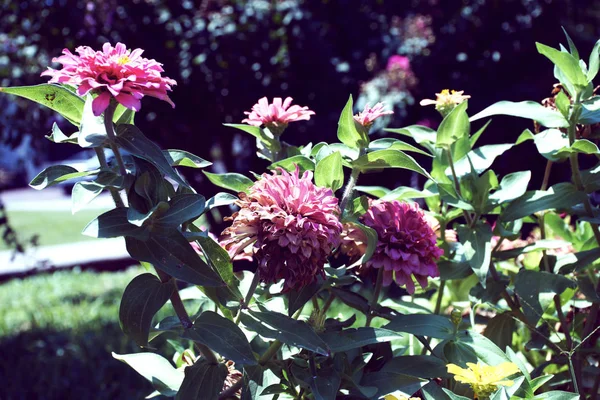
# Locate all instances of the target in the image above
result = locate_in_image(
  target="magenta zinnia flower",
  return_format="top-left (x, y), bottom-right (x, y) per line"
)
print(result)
top-left (353, 103), bottom-right (394, 128)
top-left (41, 42), bottom-right (176, 116)
top-left (350, 200), bottom-right (443, 294)
top-left (242, 97), bottom-right (315, 134)
top-left (219, 166), bottom-right (342, 291)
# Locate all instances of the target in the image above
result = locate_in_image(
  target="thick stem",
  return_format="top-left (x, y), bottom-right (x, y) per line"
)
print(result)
top-left (339, 148), bottom-right (367, 214)
top-left (235, 272), bottom-right (260, 324)
top-left (434, 281), bottom-right (446, 315)
top-left (94, 147), bottom-right (125, 208)
top-left (103, 102), bottom-right (127, 176)
top-left (366, 267), bottom-right (384, 327)
top-left (319, 292), bottom-right (335, 318)
top-left (259, 339), bottom-right (283, 366)
top-left (541, 160), bottom-right (553, 191)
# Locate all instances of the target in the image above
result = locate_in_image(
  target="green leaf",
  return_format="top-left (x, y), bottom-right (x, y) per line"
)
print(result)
top-left (320, 327), bottom-right (403, 352)
top-left (385, 125), bottom-right (437, 145)
top-left (350, 222), bottom-right (378, 266)
top-left (155, 194), bottom-right (206, 227)
top-left (337, 95), bottom-right (368, 149)
top-left (355, 185), bottom-right (390, 198)
top-left (78, 95), bottom-right (108, 148)
top-left (553, 247), bottom-right (600, 274)
top-left (555, 91), bottom-right (570, 118)
top-left (530, 375), bottom-right (555, 392)
top-left (483, 312), bottom-right (516, 352)
top-left (470, 101), bottom-right (568, 128)
top-left (71, 181), bottom-right (104, 213)
top-left (514, 270), bottom-right (577, 325)
top-left (450, 144), bottom-right (513, 178)
top-left (287, 277), bottom-right (324, 317)
top-left (532, 391), bottom-right (580, 400)
top-left (360, 370), bottom-right (427, 399)
top-left (119, 273), bottom-right (174, 347)
top-left (457, 222), bottom-right (493, 288)
top-left (125, 232), bottom-right (224, 287)
top-left (470, 119), bottom-right (492, 148)
top-left (113, 104), bottom-right (135, 125)
top-left (384, 314), bottom-right (456, 340)
top-left (489, 171), bottom-right (531, 205)
top-left (353, 149), bottom-right (432, 179)
top-left (115, 124), bottom-right (187, 186)
top-left (193, 233), bottom-right (242, 299)
top-left (500, 183), bottom-right (587, 222)
top-left (206, 192), bottom-right (238, 209)
top-left (519, 129), bottom-right (570, 162)
top-left (381, 186), bottom-right (436, 201)
top-left (330, 287), bottom-right (369, 314)
top-left (380, 355), bottom-right (449, 379)
top-left (0, 84), bottom-right (85, 126)
top-left (536, 42), bottom-right (588, 87)
top-left (588, 39), bottom-right (600, 81)
top-left (112, 352), bottom-right (183, 397)
top-left (83, 208), bottom-right (149, 239)
top-left (242, 309), bottom-right (330, 355)
top-left (441, 389), bottom-right (471, 400)
top-left (314, 151), bottom-right (344, 191)
top-left (224, 123), bottom-right (279, 148)
top-left (241, 365), bottom-right (280, 400)
top-left (176, 360), bottom-right (228, 400)
top-left (369, 138), bottom-right (432, 156)
top-left (436, 101), bottom-right (470, 149)
top-left (29, 165), bottom-right (98, 190)
top-left (163, 150), bottom-right (212, 169)
top-left (185, 311), bottom-right (256, 366)
top-left (46, 122), bottom-right (78, 144)
top-left (203, 171), bottom-right (253, 193)
top-left (422, 381), bottom-right (453, 400)
top-left (310, 368), bottom-right (340, 400)
top-left (450, 330), bottom-right (510, 366)
top-left (270, 155), bottom-right (315, 173)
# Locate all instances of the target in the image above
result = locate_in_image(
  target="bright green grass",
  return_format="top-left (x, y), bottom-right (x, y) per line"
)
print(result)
top-left (0, 267), bottom-right (157, 399)
top-left (0, 209), bottom-right (107, 250)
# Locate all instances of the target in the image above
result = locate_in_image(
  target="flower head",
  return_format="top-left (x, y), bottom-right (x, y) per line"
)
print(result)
top-left (347, 200), bottom-right (443, 294)
top-left (242, 97), bottom-right (315, 135)
top-left (420, 89), bottom-right (470, 117)
top-left (353, 102), bottom-right (394, 128)
top-left (386, 55), bottom-right (411, 72)
top-left (42, 42), bottom-right (176, 116)
top-left (219, 166), bottom-right (342, 291)
top-left (447, 362), bottom-right (520, 399)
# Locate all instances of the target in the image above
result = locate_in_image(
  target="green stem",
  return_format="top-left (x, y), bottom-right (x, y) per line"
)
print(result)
top-left (218, 378), bottom-right (243, 399)
top-left (94, 147), bottom-right (124, 208)
top-left (434, 281), bottom-right (446, 315)
top-left (445, 148), bottom-right (473, 225)
top-left (554, 295), bottom-right (579, 394)
top-left (339, 148), bottom-right (367, 215)
top-left (366, 267), bottom-right (384, 327)
top-left (103, 102), bottom-right (127, 177)
top-left (235, 271), bottom-right (260, 324)
top-left (319, 292), bottom-right (335, 318)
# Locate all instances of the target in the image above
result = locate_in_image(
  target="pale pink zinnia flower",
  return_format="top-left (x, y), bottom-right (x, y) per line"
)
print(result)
top-left (353, 103), bottom-right (394, 128)
top-left (386, 55), bottom-right (411, 72)
top-left (219, 166), bottom-right (342, 291)
top-left (242, 97), bottom-right (315, 134)
top-left (41, 42), bottom-right (176, 116)
top-left (345, 200), bottom-right (443, 294)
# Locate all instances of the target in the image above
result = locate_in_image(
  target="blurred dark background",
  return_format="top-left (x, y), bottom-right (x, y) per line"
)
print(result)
top-left (1, 0), bottom-right (600, 398)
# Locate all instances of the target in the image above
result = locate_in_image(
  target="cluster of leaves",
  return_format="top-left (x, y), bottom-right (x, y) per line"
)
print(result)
top-left (3, 31), bottom-right (600, 400)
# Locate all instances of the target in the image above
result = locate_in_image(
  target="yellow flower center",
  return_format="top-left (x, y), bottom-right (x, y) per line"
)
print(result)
top-left (117, 55), bottom-right (130, 65)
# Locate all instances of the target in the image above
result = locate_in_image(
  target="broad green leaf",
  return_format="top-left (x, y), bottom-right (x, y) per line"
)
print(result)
top-left (441, 389), bottom-right (471, 400)
top-left (71, 181), bottom-right (104, 213)
top-left (553, 247), bottom-right (600, 274)
top-left (320, 327), bottom-right (403, 352)
top-left (385, 124), bottom-right (437, 145)
top-left (555, 90), bottom-right (570, 118)
top-left (532, 391), bottom-right (580, 400)
top-left (369, 138), bottom-right (432, 156)
top-left (270, 155), bottom-right (315, 172)
top-left (330, 287), bottom-right (369, 314)
top-left (287, 277), bottom-right (324, 317)
top-left (119, 273), bottom-right (174, 347)
top-left (530, 375), bottom-right (555, 392)
top-left (500, 183), bottom-right (587, 221)
top-left (579, 96), bottom-right (600, 124)
top-left (422, 381), bottom-right (453, 400)
top-left (116, 124), bottom-right (187, 187)
top-left (203, 171), bottom-right (253, 193)
top-left (436, 101), bottom-right (469, 149)
top-left (155, 194), bottom-right (206, 227)
top-left (353, 149), bottom-right (432, 179)
top-left (337, 95), bottom-right (368, 149)
top-left (82, 208), bottom-right (149, 239)
top-left (112, 352), bottom-right (183, 396)
top-left (113, 104), bottom-right (135, 125)
top-left (46, 122), bottom-right (78, 144)
top-left (470, 101), bottom-right (568, 128)
top-left (79, 95), bottom-right (108, 148)
top-left (0, 84), bottom-right (85, 126)
top-left (310, 368), bottom-right (340, 400)
top-left (185, 311), bottom-right (256, 366)
top-left (457, 222), bottom-right (493, 288)
top-left (588, 39), bottom-right (600, 81)
top-left (206, 192), bottom-right (238, 209)
top-left (470, 119), bottom-right (492, 148)
top-left (380, 355), bottom-right (449, 379)
top-left (450, 144), bottom-right (513, 178)
top-left (163, 149), bottom-right (212, 168)
top-left (536, 42), bottom-right (588, 87)
top-left (561, 27), bottom-right (580, 59)
top-left (452, 330), bottom-right (510, 365)
top-left (381, 186), bottom-right (436, 201)
top-left (518, 129), bottom-right (570, 162)
top-left (555, 139), bottom-right (600, 158)
top-left (176, 360), bottom-right (228, 400)
top-left (384, 314), bottom-right (456, 340)
top-left (483, 312), bottom-right (516, 352)
top-left (314, 151), bottom-right (344, 191)
top-left (490, 377), bottom-right (525, 400)
top-left (346, 221), bottom-right (378, 266)
top-left (242, 309), bottom-right (330, 355)
top-left (125, 232), bottom-right (224, 287)
top-left (360, 370), bottom-right (427, 399)
top-left (514, 270), bottom-right (577, 325)
top-left (241, 366), bottom-right (280, 400)
top-left (223, 123), bottom-right (279, 148)
top-left (30, 165), bottom-right (98, 190)
top-left (489, 171), bottom-right (531, 205)
top-left (355, 185), bottom-right (390, 198)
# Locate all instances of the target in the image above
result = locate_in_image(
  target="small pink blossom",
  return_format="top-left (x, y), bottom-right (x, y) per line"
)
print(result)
top-left (242, 97), bottom-right (315, 134)
top-left (386, 55), bottom-right (411, 72)
top-left (348, 200), bottom-right (443, 294)
top-left (219, 166), bottom-right (342, 291)
top-left (42, 42), bottom-right (176, 116)
top-left (353, 102), bottom-right (394, 128)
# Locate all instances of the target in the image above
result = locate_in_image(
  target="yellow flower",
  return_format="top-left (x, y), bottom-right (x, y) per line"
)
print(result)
top-left (447, 362), bottom-right (520, 399)
top-left (420, 89), bottom-right (471, 116)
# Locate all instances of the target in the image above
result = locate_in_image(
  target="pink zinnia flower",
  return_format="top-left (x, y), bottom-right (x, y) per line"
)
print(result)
top-left (353, 102), bottom-right (394, 128)
top-left (386, 55), bottom-right (411, 72)
top-left (242, 97), bottom-right (315, 134)
top-left (348, 200), bottom-right (443, 294)
top-left (219, 166), bottom-right (342, 291)
top-left (41, 42), bottom-right (176, 116)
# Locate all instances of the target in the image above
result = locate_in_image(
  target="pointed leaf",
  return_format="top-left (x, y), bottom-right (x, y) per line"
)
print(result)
top-left (384, 314), bottom-right (456, 340)
top-left (314, 151), bottom-right (344, 191)
top-left (588, 39), bottom-right (600, 81)
top-left (449, 144), bottom-right (513, 178)
top-left (353, 149), bottom-right (432, 179)
top-left (176, 360), bottom-right (228, 400)
top-left (457, 223), bottom-right (493, 287)
top-left (203, 171), bottom-right (253, 193)
top-left (72, 181), bottom-right (104, 213)
top-left (500, 183), bottom-right (587, 221)
top-left (46, 122), bottom-right (78, 144)
top-left (320, 327), bottom-right (403, 352)
top-left (270, 155), bottom-right (315, 172)
top-left (163, 149), bottom-right (212, 168)
top-left (369, 138), bottom-right (432, 156)
top-left (470, 101), bottom-right (568, 128)
top-left (536, 42), bottom-right (588, 87)
top-left (489, 171), bottom-right (531, 204)
top-left (30, 165), bottom-right (98, 190)
top-left (385, 125), bottom-right (437, 145)
top-left (83, 208), bottom-right (149, 239)
top-left (112, 352), bottom-right (183, 396)
top-left (206, 192), bottom-right (238, 209)
top-left (436, 101), bottom-right (469, 149)
top-left (156, 194), bottom-right (206, 227)
top-left (337, 95), bottom-right (368, 149)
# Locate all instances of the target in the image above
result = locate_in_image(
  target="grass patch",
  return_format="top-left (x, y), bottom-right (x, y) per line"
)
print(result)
top-left (0, 209), bottom-right (107, 250)
top-left (0, 267), bottom-right (157, 399)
